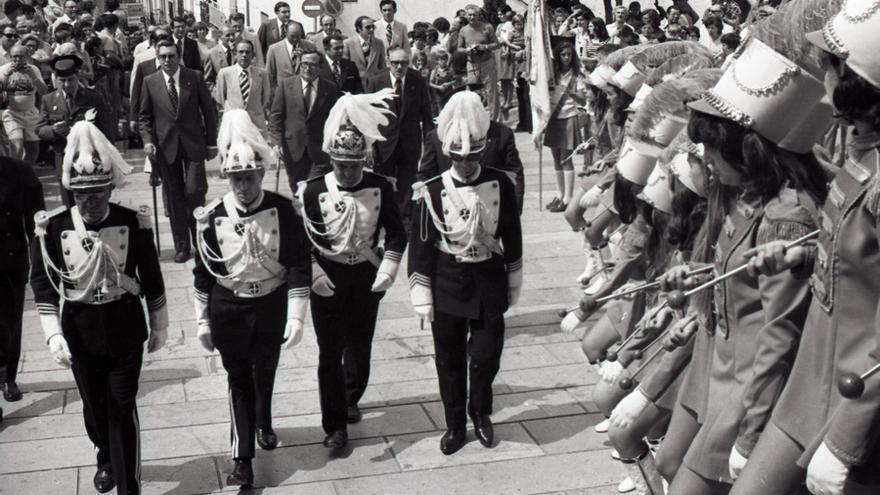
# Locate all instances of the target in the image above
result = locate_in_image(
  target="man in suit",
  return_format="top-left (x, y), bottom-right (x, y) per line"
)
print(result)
top-left (256, 1), bottom-right (291, 59)
top-left (307, 14), bottom-right (336, 55)
top-left (139, 39), bottom-right (218, 263)
top-left (319, 34), bottom-right (362, 94)
top-left (343, 16), bottom-right (386, 81)
top-left (37, 55), bottom-right (115, 207)
top-left (265, 21), bottom-right (317, 103)
top-left (171, 16), bottom-right (201, 70)
top-left (129, 27), bottom-right (170, 134)
top-left (203, 25), bottom-right (236, 93)
top-left (215, 40), bottom-right (270, 134)
top-left (268, 49), bottom-right (340, 190)
top-left (230, 12), bottom-right (264, 68)
top-left (376, 0), bottom-right (410, 53)
top-left (418, 82), bottom-right (525, 213)
top-left (363, 47), bottom-right (434, 226)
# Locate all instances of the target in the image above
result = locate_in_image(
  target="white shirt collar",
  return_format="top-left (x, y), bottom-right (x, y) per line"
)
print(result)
top-left (163, 67), bottom-right (181, 84)
top-left (390, 72), bottom-right (405, 87)
top-left (230, 190), bottom-right (265, 213)
top-left (326, 54), bottom-right (336, 67)
top-left (450, 164), bottom-right (481, 184)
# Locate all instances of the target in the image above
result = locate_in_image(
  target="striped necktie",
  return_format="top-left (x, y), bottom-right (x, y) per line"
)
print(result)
top-left (167, 76), bottom-right (178, 113)
top-left (239, 68), bottom-right (250, 105)
top-left (386, 22), bottom-right (393, 46)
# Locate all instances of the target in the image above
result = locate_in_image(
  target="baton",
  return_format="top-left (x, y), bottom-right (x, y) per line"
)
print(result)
top-left (149, 173), bottom-right (161, 253)
top-left (618, 328), bottom-right (677, 390)
top-left (838, 363), bottom-right (880, 399)
top-left (275, 156), bottom-right (282, 193)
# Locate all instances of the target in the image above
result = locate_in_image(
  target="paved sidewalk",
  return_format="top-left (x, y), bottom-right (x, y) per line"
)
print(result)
top-left (0, 133), bottom-right (623, 494)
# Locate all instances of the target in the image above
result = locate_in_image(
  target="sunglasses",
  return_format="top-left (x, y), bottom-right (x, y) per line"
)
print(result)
top-left (4, 33), bottom-right (19, 38)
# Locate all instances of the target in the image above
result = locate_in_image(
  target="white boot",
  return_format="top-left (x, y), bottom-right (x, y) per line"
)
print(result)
top-left (617, 477), bottom-right (636, 493)
top-left (594, 418), bottom-right (610, 433)
top-left (576, 247), bottom-right (602, 285)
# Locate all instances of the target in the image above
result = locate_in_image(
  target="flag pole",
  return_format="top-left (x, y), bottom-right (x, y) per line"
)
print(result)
top-left (538, 145), bottom-right (543, 211)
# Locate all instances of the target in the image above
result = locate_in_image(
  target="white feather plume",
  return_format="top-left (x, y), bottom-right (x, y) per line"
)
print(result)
top-left (322, 88), bottom-right (396, 153)
top-left (62, 116), bottom-right (131, 189)
top-left (217, 108), bottom-right (277, 173)
top-left (437, 90), bottom-right (490, 156)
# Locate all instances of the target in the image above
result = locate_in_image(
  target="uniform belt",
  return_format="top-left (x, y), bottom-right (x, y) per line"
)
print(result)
top-left (436, 243), bottom-right (499, 263)
top-left (65, 286), bottom-right (129, 305)
top-left (216, 277), bottom-right (286, 298)
top-left (319, 248), bottom-right (381, 267)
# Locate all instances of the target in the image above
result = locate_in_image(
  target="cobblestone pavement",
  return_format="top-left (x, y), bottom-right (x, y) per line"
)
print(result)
top-left (0, 132), bottom-right (623, 494)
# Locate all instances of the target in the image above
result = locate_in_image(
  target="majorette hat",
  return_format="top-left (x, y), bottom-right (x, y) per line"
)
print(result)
top-left (437, 90), bottom-right (490, 160)
top-left (322, 88), bottom-right (395, 162)
top-left (778, 99), bottom-right (834, 154)
top-left (616, 139), bottom-right (661, 186)
top-left (62, 111), bottom-right (131, 191)
top-left (637, 164), bottom-right (674, 214)
top-left (806, 0), bottom-right (880, 88)
top-left (687, 38), bottom-right (825, 144)
top-left (217, 109), bottom-right (276, 176)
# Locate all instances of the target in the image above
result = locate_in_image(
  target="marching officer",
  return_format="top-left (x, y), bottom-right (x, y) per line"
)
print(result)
top-left (408, 90), bottom-right (523, 455)
top-left (30, 116), bottom-right (168, 495)
top-left (192, 109), bottom-right (311, 488)
top-left (298, 89), bottom-right (407, 449)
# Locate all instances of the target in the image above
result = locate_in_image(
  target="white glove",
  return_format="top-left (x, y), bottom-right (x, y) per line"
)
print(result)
top-left (610, 387), bottom-right (650, 429)
top-left (312, 262), bottom-right (336, 297)
top-left (282, 318), bottom-right (304, 348)
top-left (600, 360), bottom-right (624, 383)
top-left (197, 323), bottom-right (214, 353)
top-left (806, 442), bottom-right (849, 495)
top-left (578, 185), bottom-right (603, 209)
top-left (371, 273), bottom-right (393, 292)
top-left (728, 445), bottom-right (748, 480)
top-left (48, 333), bottom-right (72, 368)
top-left (560, 310), bottom-right (584, 333)
top-left (508, 285), bottom-right (521, 307)
top-left (414, 304), bottom-right (433, 328)
top-left (146, 327), bottom-right (167, 353)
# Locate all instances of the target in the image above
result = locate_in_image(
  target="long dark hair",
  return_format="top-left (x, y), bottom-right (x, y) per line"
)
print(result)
top-left (552, 40), bottom-right (581, 79)
top-left (588, 18), bottom-right (610, 42)
top-left (609, 85), bottom-right (633, 127)
top-left (613, 173), bottom-right (644, 224)
top-left (833, 62), bottom-right (880, 130)
top-left (588, 84), bottom-right (609, 121)
top-left (687, 111), bottom-right (829, 205)
top-left (667, 183), bottom-right (706, 252)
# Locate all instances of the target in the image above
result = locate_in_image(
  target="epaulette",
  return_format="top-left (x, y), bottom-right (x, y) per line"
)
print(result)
top-left (758, 188), bottom-right (817, 245)
top-left (411, 176), bottom-right (440, 201)
top-left (33, 205), bottom-right (67, 236)
top-left (193, 198), bottom-right (221, 224)
top-left (484, 166), bottom-right (517, 185)
top-left (136, 205), bottom-right (153, 229)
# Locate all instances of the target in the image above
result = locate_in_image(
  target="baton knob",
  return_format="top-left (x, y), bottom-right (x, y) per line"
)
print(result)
top-left (606, 350), bottom-right (618, 362)
top-left (619, 377), bottom-right (634, 390)
top-left (580, 297), bottom-right (599, 313)
top-left (557, 308), bottom-right (568, 319)
top-left (838, 373), bottom-right (865, 399)
top-left (667, 290), bottom-right (688, 310)
top-left (632, 350), bottom-right (644, 360)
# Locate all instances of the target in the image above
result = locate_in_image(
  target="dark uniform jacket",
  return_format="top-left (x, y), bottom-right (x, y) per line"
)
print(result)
top-left (0, 157), bottom-right (44, 271)
top-left (408, 166), bottom-right (522, 319)
top-left (30, 204), bottom-right (165, 356)
top-left (37, 86), bottom-right (117, 152)
top-left (418, 122), bottom-right (525, 213)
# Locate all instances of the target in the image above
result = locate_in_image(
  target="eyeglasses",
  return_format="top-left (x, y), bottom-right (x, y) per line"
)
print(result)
top-left (4, 33), bottom-right (19, 39)
top-left (157, 54), bottom-right (177, 60)
top-left (363, 25), bottom-right (375, 30)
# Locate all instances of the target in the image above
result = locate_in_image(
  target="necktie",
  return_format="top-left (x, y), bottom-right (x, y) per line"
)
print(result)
top-left (226, 48), bottom-right (232, 66)
top-left (304, 80), bottom-right (313, 114)
top-left (280, 22), bottom-right (287, 38)
top-left (291, 45), bottom-right (299, 73)
top-left (239, 69), bottom-right (250, 104)
top-left (177, 39), bottom-right (183, 60)
top-left (393, 78), bottom-right (401, 114)
top-left (362, 40), bottom-right (370, 57)
top-left (65, 92), bottom-right (73, 111)
top-left (332, 61), bottom-right (341, 85)
top-left (386, 22), bottom-right (393, 46)
top-left (168, 76), bottom-right (178, 113)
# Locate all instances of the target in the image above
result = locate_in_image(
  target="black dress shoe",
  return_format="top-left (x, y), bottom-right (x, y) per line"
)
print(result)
top-left (93, 466), bottom-right (116, 494)
top-left (471, 414), bottom-right (494, 448)
top-left (226, 459), bottom-right (254, 487)
top-left (323, 430), bottom-right (348, 449)
top-left (173, 249), bottom-right (190, 263)
top-left (2, 382), bottom-right (22, 402)
top-left (256, 428), bottom-right (278, 450)
top-left (439, 429), bottom-right (467, 455)
top-left (347, 405), bottom-right (362, 424)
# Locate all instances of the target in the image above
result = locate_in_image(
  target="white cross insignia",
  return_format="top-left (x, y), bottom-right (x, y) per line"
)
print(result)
top-left (234, 223), bottom-right (246, 236)
top-left (82, 237), bottom-right (95, 252)
top-left (335, 201), bottom-right (347, 214)
top-left (460, 208), bottom-right (471, 221)
top-left (92, 286), bottom-right (106, 302)
top-left (467, 246), bottom-right (480, 258)
top-left (346, 253), bottom-right (359, 265)
top-left (248, 281), bottom-right (262, 296)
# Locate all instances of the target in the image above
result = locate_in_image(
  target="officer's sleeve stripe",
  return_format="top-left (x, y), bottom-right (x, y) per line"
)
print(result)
top-left (385, 250), bottom-right (403, 263)
top-left (194, 290), bottom-right (209, 303)
top-left (289, 287), bottom-right (310, 298)
top-left (36, 303), bottom-right (60, 315)
top-left (408, 273), bottom-right (431, 288)
top-left (506, 258), bottom-right (523, 273)
top-left (147, 294), bottom-right (167, 311)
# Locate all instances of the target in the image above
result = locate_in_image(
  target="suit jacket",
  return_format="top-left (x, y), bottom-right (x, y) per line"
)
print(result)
top-left (173, 36), bottom-right (202, 71)
top-left (129, 58), bottom-right (160, 121)
top-left (376, 19), bottom-right (411, 53)
top-left (268, 75), bottom-right (340, 164)
top-left (318, 57), bottom-right (363, 94)
top-left (257, 18), bottom-right (286, 58)
top-left (37, 86), bottom-right (117, 150)
top-left (265, 38), bottom-right (319, 101)
top-left (342, 36), bottom-right (387, 81)
top-left (363, 69), bottom-right (434, 173)
top-left (203, 43), bottom-right (233, 91)
top-left (139, 67), bottom-right (218, 164)
top-left (215, 64), bottom-right (270, 133)
top-left (418, 121), bottom-right (525, 213)
top-left (0, 156), bottom-right (44, 270)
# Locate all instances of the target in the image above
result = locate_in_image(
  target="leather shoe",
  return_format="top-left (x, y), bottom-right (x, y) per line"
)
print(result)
top-left (173, 249), bottom-right (190, 264)
top-left (256, 428), bottom-right (278, 450)
top-left (323, 430), bottom-right (348, 449)
top-left (471, 414), bottom-right (494, 447)
top-left (226, 459), bottom-right (253, 487)
top-left (3, 382), bottom-right (22, 402)
top-left (439, 429), bottom-right (467, 455)
top-left (93, 466), bottom-right (115, 494)
top-left (347, 405), bottom-right (362, 424)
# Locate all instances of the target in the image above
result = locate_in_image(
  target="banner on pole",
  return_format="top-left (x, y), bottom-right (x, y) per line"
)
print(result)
top-left (526, 0), bottom-right (554, 141)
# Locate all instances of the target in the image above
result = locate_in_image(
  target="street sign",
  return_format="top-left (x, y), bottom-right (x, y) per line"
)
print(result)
top-left (301, 0), bottom-right (324, 18)
top-left (323, 0), bottom-right (343, 17)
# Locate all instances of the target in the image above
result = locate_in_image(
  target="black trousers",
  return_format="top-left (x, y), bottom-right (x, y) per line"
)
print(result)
top-left (70, 348), bottom-right (143, 495)
top-left (431, 310), bottom-right (506, 431)
top-left (283, 150), bottom-right (332, 193)
top-left (0, 263), bottom-right (27, 383)
top-left (157, 154), bottom-right (206, 253)
top-left (515, 76), bottom-right (532, 132)
top-left (376, 147), bottom-right (417, 234)
top-left (310, 259), bottom-right (383, 434)
top-left (210, 286), bottom-right (286, 460)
